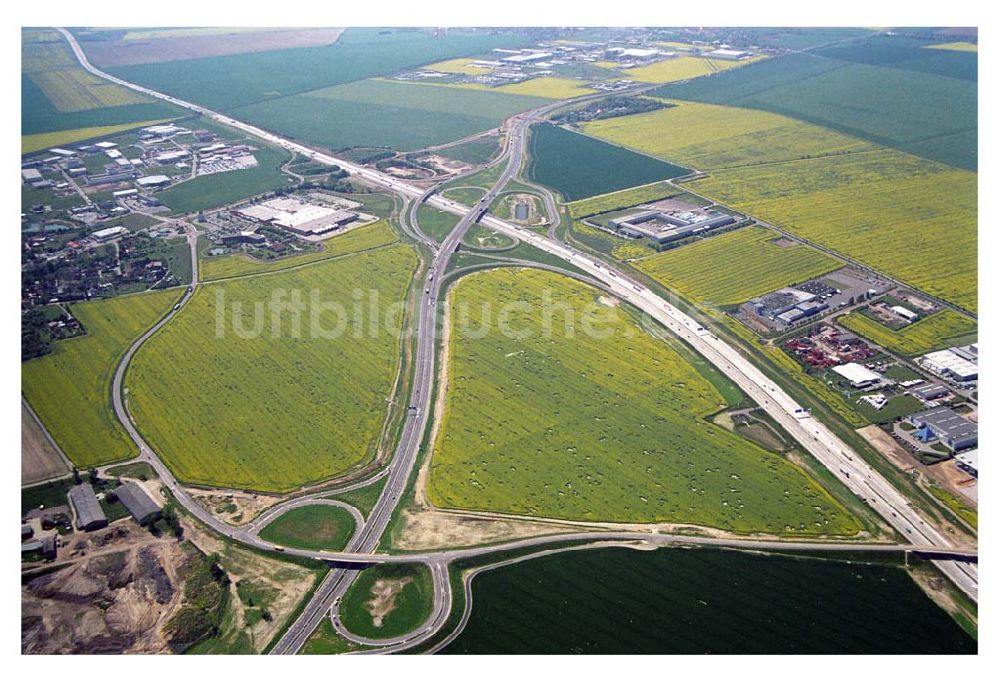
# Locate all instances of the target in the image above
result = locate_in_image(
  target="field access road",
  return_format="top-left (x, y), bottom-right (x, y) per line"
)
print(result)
top-left (59, 26), bottom-right (976, 649)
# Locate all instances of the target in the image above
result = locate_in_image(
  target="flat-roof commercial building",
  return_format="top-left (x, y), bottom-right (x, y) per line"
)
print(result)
top-left (610, 207), bottom-right (734, 245)
top-left (954, 449), bottom-right (978, 478)
top-left (891, 305), bottom-right (918, 322)
top-left (707, 48), bottom-right (751, 60)
top-left (115, 482), bottom-right (161, 525)
top-left (908, 408), bottom-right (978, 452)
top-left (136, 175), bottom-right (172, 188)
top-left (222, 231), bottom-right (266, 246)
top-left (68, 483), bottom-right (108, 531)
top-left (911, 383), bottom-right (950, 402)
top-left (920, 346), bottom-right (978, 382)
top-left (236, 197), bottom-right (358, 237)
top-left (831, 362), bottom-right (882, 388)
top-left (92, 226), bottom-right (129, 242)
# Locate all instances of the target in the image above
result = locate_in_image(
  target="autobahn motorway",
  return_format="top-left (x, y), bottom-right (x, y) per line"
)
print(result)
top-left (59, 27), bottom-right (976, 652)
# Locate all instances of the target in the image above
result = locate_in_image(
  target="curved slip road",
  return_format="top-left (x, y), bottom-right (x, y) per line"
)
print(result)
top-left (58, 28), bottom-right (976, 654)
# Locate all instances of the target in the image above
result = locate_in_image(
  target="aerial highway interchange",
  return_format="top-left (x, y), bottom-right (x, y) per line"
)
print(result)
top-left (37, 26), bottom-right (979, 654)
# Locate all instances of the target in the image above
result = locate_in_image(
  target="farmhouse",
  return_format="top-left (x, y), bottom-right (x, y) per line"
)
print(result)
top-left (907, 409), bottom-right (978, 452)
top-left (610, 205), bottom-right (734, 244)
top-left (114, 482), bottom-right (161, 525)
top-left (67, 483), bottom-right (108, 532)
top-left (831, 362), bottom-right (882, 388)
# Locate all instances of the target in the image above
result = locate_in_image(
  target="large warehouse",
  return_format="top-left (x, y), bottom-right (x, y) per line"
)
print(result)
top-left (920, 345), bottom-right (978, 382)
top-left (68, 484), bottom-right (108, 532)
top-left (831, 362), bottom-right (882, 388)
top-left (115, 482), bottom-right (162, 526)
top-left (610, 206), bottom-right (735, 244)
top-left (907, 408), bottom-right (978, 452)
top-left (236, 197), bottom-right (358, 236)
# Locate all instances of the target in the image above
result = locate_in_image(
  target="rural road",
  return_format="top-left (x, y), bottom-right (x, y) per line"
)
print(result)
top-left (58, 27), bottom-right (977, 654)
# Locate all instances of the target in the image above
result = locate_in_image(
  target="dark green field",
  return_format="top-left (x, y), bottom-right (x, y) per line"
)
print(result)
top-left (156, 146), bottom-right (292, 213)
top-left (652, 49), bottom-right (977, 170)
top-left (103, 28), bottom-right (535, 111)
top-left (526, 123), bottom-right (689, 201)
top-left (258, 504), bottom-right (356, 551)
top-left (235, 79), bottom-right (545, 152)
top-left (442, 547), bottom-right (976, 654)
top-left (814, 34), bottom-right (977, 81)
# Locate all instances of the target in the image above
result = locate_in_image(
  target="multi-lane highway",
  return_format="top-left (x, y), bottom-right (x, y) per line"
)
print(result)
top-left (58, 27), bottom-right (976, 654)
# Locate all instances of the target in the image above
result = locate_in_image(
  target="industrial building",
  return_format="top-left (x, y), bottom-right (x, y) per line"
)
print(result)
top-left (706, 48), bottom-right (751, 60)
top-left (115, 482), bottom-right (161, 526)
top-left (609, 206), bottom-right (734, 244)
top-left (890, 305), bottom-right (919, 322)
top-left (907, 408), bottom-right (978, 452)
top-left (743, 287), bottom-right (828, 326)
top-left (954, 449), bottom-right (978, 478)
top-left (920, 345), bottom-right (978, 382)
top-left (831, 362), bottom-right (882, 388)
top-left (92, 226), bottom-right (129, 242)
top-left (911, 383), bottom-right (950, 403)
top-left (236, 197), bottom-right (358, 237)
top-left (136, 175), bottom-right (172, 189)
top-left (68, 484), bottom-right (108, 531)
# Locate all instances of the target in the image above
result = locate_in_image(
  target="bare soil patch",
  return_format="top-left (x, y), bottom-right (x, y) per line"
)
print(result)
top-left (22, 401), bottom-right (69, 485)
top-left (189, 488), bottom-right (281, 526)
top-left (365, 576), bottom-right (412, 628)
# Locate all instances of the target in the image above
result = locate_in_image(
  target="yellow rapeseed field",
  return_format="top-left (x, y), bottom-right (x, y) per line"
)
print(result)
top-left (582, 100), bottom-right (876, 169)
top-left (926, 41), bottom-right (977, 52)
top-left (21, 119), bottom-right (173, 155)
top-left (624, 56), bottom-right (757, 84)
top-left (424, 57), bottom-right (489, 75)
top-left (31, 68), bottom-right (150, 112)
top-left (694, 150), bottom-right (978, 312)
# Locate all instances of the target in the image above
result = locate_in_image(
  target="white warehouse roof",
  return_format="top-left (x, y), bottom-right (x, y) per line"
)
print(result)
top-left (831, 362), bottom-right (882, 386)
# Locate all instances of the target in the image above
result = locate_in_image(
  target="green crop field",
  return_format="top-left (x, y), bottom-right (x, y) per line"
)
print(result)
top-left (235, 79), bottom-right (545, 153)
top-left (623, 55), bottom-right (759, 84)
top-left (526, 124), bottom-right (690, 202)
top-left (813, 34), bottom-right (977, 82)
top-left (635, 226), bottom-right (843, 306)
top-left (433, 137), bottom-right (500, 165)
top-left (200, 221), bottom-right (399, 281)
top-left (339, 564), bottom-right (433, 640)
top-left (442, 547), bottom-right (975, 654)
top-left (126, 245), bottom-right (417, 492)
top-left (566, 181), bottom-right (683, 219)
top-left (415, 205), bottom-right (462, 244)
top-left (568, 221), bottom-right (655, 261)
top-left (838, 310), bottom-right (977, 357)
top-left (581, 100), bottom-right (877, 170)
top-left (156, 147), bottom-right (292, 213)
top-left (428, 268), bottom-right (859, 535)
top-left (105, 28), bottom-right (536, 111)
top-left (22, 29), bottom-right (183, 137)
top-left (258, 504), bottom-right (356, 551)
top-left (691, 150), bottom-right (977, 312)
top-left (653, 52), bottom-right (977, 170)
top-left (21, 290), bottom-right (181, 468)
